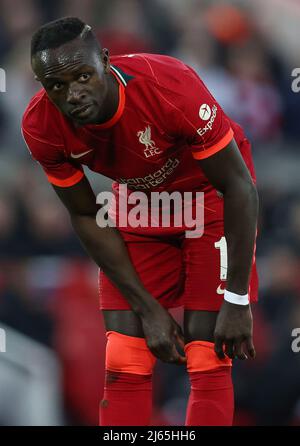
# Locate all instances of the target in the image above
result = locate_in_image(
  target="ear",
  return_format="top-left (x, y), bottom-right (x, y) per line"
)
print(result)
top-left (101, 48), bottom-right (110, 74)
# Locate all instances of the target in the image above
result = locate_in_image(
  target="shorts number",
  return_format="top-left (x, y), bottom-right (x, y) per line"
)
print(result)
top-left (214, 236), bottom-right (227, 280)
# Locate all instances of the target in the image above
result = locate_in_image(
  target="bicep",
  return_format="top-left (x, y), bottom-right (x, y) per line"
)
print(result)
top-left (22, 121), bottom-right (99, 216)
top-left (52, 176), bottom-right (99, 217)
top-left (197, 138), bottom-right (255, 193)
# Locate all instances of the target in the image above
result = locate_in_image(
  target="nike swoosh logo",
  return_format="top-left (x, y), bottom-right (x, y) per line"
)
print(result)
top-left (216, 284), bottom-right (225, 295)
top-left (70, 149), bottom-right (93, 159)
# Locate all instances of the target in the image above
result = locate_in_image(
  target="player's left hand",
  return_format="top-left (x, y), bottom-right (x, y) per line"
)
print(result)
top-left (214, 301), bottom-right (256, 361)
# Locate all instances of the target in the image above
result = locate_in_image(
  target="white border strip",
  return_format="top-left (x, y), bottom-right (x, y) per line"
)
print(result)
top-left (111, 65), bottom-right (127, 87)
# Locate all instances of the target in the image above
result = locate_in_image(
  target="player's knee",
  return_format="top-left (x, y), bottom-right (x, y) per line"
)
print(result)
top-left (184, 340), bottom-right (232, 373)
top-left (105, 330), bottom-right (156, 375)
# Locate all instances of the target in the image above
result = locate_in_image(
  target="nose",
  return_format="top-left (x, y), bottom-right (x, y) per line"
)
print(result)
top-left (66, 83), bottom-right (87, 104)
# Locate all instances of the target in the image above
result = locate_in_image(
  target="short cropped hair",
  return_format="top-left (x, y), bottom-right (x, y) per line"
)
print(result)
top-left (31, 17), bottom-right (98, 58)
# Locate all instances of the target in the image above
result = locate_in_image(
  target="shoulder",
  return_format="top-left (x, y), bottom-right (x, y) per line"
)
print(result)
top-left (21, 88), bottom-right (64, 147)
top-left (111, 53), bottom-right (190, 74)
top-left (111, 53), bottom-right (197, 93)
top-left (111, 54), bottom-right (210, 127)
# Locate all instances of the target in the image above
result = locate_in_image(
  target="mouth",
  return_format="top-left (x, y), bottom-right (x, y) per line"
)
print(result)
top-left (70, 103), bottom-right (94, 119)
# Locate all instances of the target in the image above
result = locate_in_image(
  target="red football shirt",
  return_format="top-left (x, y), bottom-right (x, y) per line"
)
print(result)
top-left (22, 53), bottom-right (255, 194)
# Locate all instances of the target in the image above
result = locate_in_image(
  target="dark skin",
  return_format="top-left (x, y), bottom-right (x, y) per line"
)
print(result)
top-left (32, 36), bottom-right (258, 364)
top-left (32, 38), bottom-right (119, 126)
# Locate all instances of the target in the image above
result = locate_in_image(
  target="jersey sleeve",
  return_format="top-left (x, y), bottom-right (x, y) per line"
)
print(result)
top-left (178, 66), bottom-right (233, 160)
top-left (22, 121), bottom-right (84, 188)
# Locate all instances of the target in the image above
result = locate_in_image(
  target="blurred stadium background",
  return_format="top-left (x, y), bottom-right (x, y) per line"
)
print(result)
top-left (0, 0), bottom-right (300, 426)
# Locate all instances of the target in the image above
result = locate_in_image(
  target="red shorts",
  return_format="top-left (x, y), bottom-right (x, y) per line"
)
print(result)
top-left (99, 184), bottom-right (258, 311)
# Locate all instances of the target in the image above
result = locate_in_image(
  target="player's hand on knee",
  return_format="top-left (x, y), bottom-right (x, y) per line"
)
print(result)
top-left (140, 303), bottom-right (186, 365)
top-left (214, 300), bottom-right (256, 361)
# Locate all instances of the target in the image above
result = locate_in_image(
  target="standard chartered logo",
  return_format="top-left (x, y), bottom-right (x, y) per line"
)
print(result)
top-left (117, 158), bottom-right (180, 190)
top-left (0, 68), bottom-right (6, 92)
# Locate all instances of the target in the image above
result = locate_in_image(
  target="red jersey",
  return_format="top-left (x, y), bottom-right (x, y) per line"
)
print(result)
top-left (22, 53), bottom-right (255, 194)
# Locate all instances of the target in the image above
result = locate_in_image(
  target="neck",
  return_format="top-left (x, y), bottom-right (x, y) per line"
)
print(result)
top-left (95, 71), bottom-right (119, 124)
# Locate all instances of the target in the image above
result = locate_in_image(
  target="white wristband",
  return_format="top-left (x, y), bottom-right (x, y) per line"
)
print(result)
top-left (224, 290), bottom-right (249, 306)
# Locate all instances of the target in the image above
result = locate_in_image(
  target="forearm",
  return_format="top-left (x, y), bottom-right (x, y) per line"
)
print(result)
top-left (71, 213), bottom-right (157, 315)
top-left (223, 180), bottom-right (258, 295)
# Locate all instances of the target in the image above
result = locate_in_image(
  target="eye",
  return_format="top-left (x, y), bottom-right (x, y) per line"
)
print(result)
top-left (78, 73), bottom-right (90, 82)
top-left (52, 82), bottom-right (64, 91)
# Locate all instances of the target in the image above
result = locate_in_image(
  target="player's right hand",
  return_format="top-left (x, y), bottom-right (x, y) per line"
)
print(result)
top-left (140, 303), bottom-right (187, 365)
